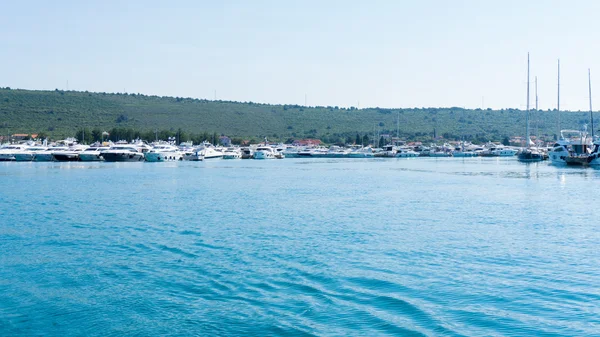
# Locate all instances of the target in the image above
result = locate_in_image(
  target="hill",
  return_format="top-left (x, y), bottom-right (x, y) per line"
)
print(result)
top-left (0, 87), bottom-right (595, 144)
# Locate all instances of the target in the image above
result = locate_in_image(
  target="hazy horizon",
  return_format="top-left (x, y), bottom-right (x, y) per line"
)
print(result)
top-left (2, 1), bottom-right (600, 111)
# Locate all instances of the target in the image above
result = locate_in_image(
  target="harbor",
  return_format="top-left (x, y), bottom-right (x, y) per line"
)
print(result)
top-left (2, 135), bottom-right (600, 165)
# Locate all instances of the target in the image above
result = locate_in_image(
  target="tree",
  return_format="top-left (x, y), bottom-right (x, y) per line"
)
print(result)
top-left (379, 136), bottom-right (385, 148)
top-left (355, 133), bottom-right (361, 145)
top-left (502, 136), bottom-right (510, 146)
top-left (362, 134), bottom-right (369, 145)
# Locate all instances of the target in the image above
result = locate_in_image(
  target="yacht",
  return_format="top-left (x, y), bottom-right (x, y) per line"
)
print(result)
top-left (253, 146), bottom-right (277, 159)
top-left (79, 146), bottom-right (110, 161)
top-left (480, 144), bottom-right (518, 157)
top-left (145, 144), bottom-right (183, 162)
top-left (282, 146), bottom-right (300, 158)
top-left (101, 144), bottom-right (146, 162)
top-left (0, 144), bottom-right (30, 161)
top-left (396, 147), bottom-right (419, 158)
top-left (241, 147), bottom-right (254, 159)
top-left (377, 145), bottom-right (397, 157)
top-left (452, 143), bottom-right (479, 157)
top-left (222, 147), bottom-right (242, 159)
top-left (184, 143), bottom-right (223, 161)
top-left (347, 147), bottom-right (374, 158)
top-left (52, 144), bottom-right (89, 162)
top-left (14, 146), bottom-right (48, 161)
top-left (32, 146), bottom-right (68, 162)
top-left (550, 129), bottom-right (600, 166)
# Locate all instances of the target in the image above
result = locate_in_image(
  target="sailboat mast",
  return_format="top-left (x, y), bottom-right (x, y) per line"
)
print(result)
top-left (396, 111), bottom-right (400, 142)
top-left (526, 53), bottom-right (530, 148)
top-left (557, 59), bottom-right (561, 138)
top-left (535, 76), bottom-right (539, 140)
top-left (589, 68), bottom-right (594, 139)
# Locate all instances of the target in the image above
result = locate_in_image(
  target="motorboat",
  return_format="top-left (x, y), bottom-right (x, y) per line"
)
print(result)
top-left (282, 146), bottom-right (300, 158)
top-left (145, 144), bottom-right (183, 162)
top-left (34, 146), bottom-right (69, 162)
top-left (549, 129), bottom-right (600, 166)
top-left (79, 146), bottom-right (110, 161)
top-left (14, 146), bottom-right (48, 161)
top-left (222, 147), bottom-right (242, 159)
top-left (0, 144), bottom-right (30, 161)
top-left (396, 147), bottom-right (419, 158)
top-left (241, 147), bottom-right (254, 159)
top-left (52, 144), bottom-right (89, 162)
top-left (347, 147), bottom-right (374, 158)
top-left (184, 143), bottom-right (223, 161)
top-left (376, 145), bottom-right (397, 158)
top-left (480, 144), bottom-right (518, 157)
top-left (253, 146), bottom-right (277, 159)
top-left (101, 144), bottom-right (146, 162)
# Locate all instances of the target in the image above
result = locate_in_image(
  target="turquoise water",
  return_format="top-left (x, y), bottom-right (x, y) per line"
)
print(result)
top-left (1, 158), bottom-right (599, 336)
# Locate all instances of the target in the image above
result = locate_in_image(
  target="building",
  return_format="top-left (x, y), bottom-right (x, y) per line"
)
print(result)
top-left (11, 133), bottom-right (38, 141)
top-left (292, 139), bottom-right (321, 146)
top-left (219, 136), bottom-right (231, 146)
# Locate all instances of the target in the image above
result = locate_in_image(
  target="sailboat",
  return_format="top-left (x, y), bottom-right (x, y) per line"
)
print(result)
top-left (518, 53), bottom-right (544, 162)
top-left (561, 69), bottom-right (600, 166)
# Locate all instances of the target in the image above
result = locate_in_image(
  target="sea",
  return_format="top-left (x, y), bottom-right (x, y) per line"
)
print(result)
top-left (1, 158), bottom-right (599, 336)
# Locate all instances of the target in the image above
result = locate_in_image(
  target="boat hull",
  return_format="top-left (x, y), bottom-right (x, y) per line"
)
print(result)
top-left (145, 152), bottom-right (183, 162)
top-left (102, 152), bottom-right (145, 162)
top-left (52, 153), bottom-right (80, 162)
top-left (79, 153), bottom-right (104, 161)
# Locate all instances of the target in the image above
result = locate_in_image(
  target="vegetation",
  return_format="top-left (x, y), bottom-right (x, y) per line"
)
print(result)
top-left (0, 87), bottom-right (596, 144)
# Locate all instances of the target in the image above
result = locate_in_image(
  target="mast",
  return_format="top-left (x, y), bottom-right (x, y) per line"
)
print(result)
top-left (589, 68), bottom-right (594, 139)
top-left (535, 76), bottom-right (538, 140)
top-left (557, 59), bottom-right (561, 138)
top-left (526, 53), bottom-right (530, 148)
top-left (396, 111), bottom-right (400, 143)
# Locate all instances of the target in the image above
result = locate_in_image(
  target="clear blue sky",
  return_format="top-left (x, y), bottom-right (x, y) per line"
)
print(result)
top-left (1, 0), bottom-right (599, 110)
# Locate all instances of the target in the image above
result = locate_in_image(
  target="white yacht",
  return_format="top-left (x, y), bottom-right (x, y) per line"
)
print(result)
top-left (52, 144), bottom-right (89, 162)
top-left (241, 147), bottom-right (254, 159)
top-left (79, 146), bottom-right (110, 161)
top-left (254, 146), bottom-right (277, 159)
top-left (222, 147), bottom-right (242, 159)
top-left (282, 146), bottom-right (300, 158)
top-left (145, 144), bottom-right (183, 162)
top-left (32, 146), bottom-right (68, 162)
top-left (396, 147), bottom-right (419, 158)
top-left (0, 144), bottom-right (30, 161)
top-left (184, 143), bottom-right (223, 161)
top-left (480, 143), bottom-right (518, 157)
top-left (376, 145), bottom-right (397, 157)
top-left (101, 144), bottom-right (146, 162)
top-left (14, 146), bottom-right (48, 161)
top-left (347, 147), bottom-right (374, 158)
top-left (550, 129), bottom-right (600, 166)
top-left (452, 143), bottom-right (479, 157)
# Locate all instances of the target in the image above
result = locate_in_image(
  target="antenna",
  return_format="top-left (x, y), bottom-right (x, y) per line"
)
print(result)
top-left (214, 89), bottom-right (217, 101)
top-left (589, 68), bottom-right (594, 139)
top-left (304, 94), bottom-right (307, 106)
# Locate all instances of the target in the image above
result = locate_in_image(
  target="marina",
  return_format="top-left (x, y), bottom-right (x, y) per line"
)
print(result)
top-left (0, 139), bottom-right (578, 163)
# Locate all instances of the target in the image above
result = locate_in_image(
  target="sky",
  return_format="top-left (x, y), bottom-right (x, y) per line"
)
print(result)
top-left (1, 0), bottom-right (600, 111)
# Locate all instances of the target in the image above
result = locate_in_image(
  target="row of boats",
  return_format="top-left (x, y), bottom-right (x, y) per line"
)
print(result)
top-left (0, 139), bottom-right (524, 162)
top-left (0, 140), bottom-right (283, 162)
top-left (0, 132), bottom-right (597, 166)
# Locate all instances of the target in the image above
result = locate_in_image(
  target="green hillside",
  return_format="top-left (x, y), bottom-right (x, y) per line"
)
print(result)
top-left (0, 87), bottom-right (595, 143)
